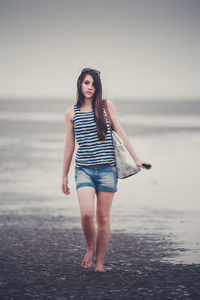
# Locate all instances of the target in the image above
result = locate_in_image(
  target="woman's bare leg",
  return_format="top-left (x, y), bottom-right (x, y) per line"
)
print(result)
top-left (95, 190), bottom-right (115, 272)
top-left (77, 186), bottom-right (96, 268)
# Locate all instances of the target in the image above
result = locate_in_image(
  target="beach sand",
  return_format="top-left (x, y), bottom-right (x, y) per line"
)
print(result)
top-left (0, 214), bottom-right (199, 299)
top-left (0, 99), bottom-right (200, 299)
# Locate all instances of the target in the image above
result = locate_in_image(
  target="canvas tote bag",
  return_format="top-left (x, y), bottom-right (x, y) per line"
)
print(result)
top-left (103, 100), bottom-right (141, 179)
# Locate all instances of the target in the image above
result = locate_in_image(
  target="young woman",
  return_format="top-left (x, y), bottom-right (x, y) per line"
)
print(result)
top-left (61, 68), bottom-right (152, 272)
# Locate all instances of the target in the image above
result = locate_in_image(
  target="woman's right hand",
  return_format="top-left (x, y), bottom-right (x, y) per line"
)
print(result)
top-left (62, 176), bottom-right (70, 195)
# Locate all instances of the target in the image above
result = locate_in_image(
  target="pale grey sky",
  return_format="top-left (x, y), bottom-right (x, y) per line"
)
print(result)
top-left (0, 0), bottom-right (200, 100)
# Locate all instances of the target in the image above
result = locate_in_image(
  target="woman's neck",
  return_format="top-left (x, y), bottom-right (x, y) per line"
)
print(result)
top-left (82, 97), bottom-right (92, 108)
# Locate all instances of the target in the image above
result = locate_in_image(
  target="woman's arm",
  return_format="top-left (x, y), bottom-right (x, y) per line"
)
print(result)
top-left (107, 100), bottom-right (151, 169)
top-left (61, 106), bottom-right (75, 194)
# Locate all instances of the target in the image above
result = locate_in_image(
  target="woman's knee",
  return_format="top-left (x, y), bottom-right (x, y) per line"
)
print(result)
top-left (96, 214), bottom-right (110, 227)
top-left (81, 213), bottom-right (94, 224)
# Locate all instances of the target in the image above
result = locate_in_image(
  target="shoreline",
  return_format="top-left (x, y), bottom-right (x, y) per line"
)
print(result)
top-left (0, 98), bottom-right (200, 298)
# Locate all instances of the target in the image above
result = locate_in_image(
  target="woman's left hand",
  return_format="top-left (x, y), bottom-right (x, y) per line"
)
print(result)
top-left (135, 159), bottom-right (152, 170)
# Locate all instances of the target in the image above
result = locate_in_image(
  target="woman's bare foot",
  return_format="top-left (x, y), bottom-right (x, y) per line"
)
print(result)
top-left (81, 251), bottom-right (94, 269)
top-left (94, 265), bottom-right (106, 272)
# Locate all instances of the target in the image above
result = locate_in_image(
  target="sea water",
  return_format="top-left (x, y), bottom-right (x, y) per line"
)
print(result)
top-left (0, 98), bottom-right (200, 263)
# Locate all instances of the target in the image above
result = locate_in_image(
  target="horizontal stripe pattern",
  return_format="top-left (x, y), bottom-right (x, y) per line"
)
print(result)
top-left (74, 105), bottom-right (116, 167)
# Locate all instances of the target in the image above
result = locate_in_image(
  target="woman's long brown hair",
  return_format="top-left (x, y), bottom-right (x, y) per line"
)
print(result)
top-left (76, 69), bottom-right (107, 141)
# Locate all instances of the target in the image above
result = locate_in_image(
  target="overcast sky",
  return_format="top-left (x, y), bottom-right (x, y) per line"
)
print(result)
top-left (0, 0), bottom-right (200, 100)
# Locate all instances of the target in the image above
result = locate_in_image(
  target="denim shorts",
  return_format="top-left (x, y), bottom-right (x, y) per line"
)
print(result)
top-left (75, 163), bottom-right (118, 192)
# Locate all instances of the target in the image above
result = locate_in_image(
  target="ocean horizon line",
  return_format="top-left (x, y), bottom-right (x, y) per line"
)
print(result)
top-left (0, 96), bottom-right (200, 102)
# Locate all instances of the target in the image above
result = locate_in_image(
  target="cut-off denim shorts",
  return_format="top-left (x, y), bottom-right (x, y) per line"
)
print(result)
top-left (75, 163), bottom-right (118, 192)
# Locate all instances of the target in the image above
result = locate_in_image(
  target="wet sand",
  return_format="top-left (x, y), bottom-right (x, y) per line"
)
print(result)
top-left (0, 99), bottom-right (200, 299)
top-left (0, 214), bottom-right (200, 299)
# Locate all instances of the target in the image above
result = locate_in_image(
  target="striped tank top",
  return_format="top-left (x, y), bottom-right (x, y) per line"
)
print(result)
top-left (73, 104), bottom-right (116, 167)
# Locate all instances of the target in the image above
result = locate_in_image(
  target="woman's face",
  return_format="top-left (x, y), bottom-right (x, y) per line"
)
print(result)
top-left (81, 74), bottom-right (95, 99)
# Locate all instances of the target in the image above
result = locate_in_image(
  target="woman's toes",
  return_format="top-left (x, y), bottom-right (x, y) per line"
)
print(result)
top-left (94, 266), bottom-right (106, 272)
top-left (81, 253), bottom-right (93, 268)
top-left (81, 260), bottom-right (92, 268)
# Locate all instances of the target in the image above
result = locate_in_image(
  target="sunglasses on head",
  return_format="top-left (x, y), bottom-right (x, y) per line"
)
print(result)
top-left (81, 68), bottom-right (101, 75)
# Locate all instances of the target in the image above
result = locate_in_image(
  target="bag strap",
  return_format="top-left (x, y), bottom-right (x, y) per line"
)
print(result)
top-left (103, 99), bottom-right (113, 130)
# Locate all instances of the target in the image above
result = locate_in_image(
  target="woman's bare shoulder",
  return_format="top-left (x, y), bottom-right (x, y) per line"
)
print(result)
top-left (105, 99), bottom-right (117, 113)
top-left (65, 105), bottom-right (74, 122)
